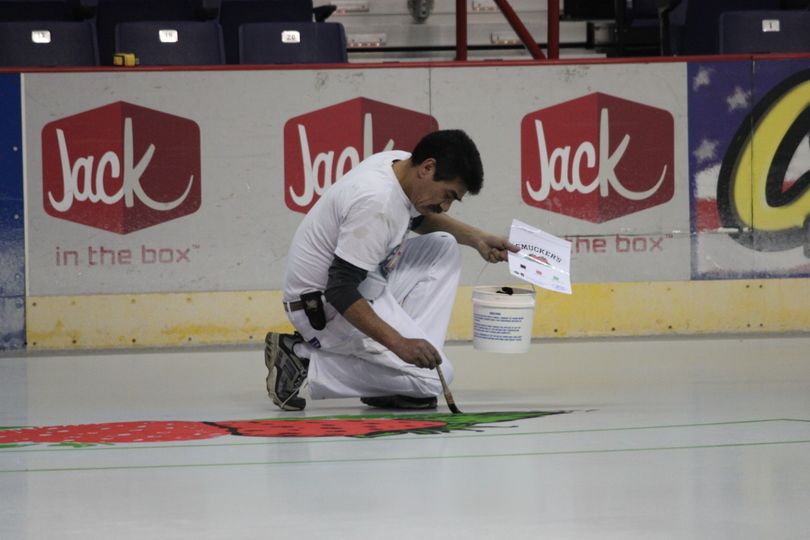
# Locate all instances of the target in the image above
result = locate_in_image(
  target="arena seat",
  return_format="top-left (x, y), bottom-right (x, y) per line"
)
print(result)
top-left (219, 0), bottom-right (314, 64)
top-left (238, 21), bottom-right (346, 65)
top-left (95, 0), bottom-right (200, 65)
top-left (0, 20), bottom-right (97, 66)
top-left (669, 0), bottom-right (781, 55)
top-left (115, 20), bottom-right (225, 65)
top-left (720, 10), bottom-right (810, 54)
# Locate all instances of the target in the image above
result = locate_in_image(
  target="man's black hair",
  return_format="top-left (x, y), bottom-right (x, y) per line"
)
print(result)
top-left (410, 129), bottom-right (483, 195)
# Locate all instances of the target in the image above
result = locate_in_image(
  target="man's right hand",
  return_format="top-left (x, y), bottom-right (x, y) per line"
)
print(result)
top-left (391, 337), bottom-right (442, 370)
top-left (341, 299), bottom-right (443, 370)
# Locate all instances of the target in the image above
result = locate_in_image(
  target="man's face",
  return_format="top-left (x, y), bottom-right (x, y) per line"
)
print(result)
top-left (411, 159), bottom-right (468, 215)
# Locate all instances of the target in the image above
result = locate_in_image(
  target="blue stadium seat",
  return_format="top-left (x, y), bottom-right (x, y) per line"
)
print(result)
top-left (720, 10), bottom-right (810, 54)
top-left (669, 0), bottom-right (781, 55)
top-left (238, 21), bottom-right (346, 64)
top-left (115, 20), bottom-right (225, 65)
top-left (219, 0), bottom-right (314, 63)
top-left (95, 0), bottom-right (200, 65)
top-left (0, 20), bottom-right (97, 66)
top-left (0, 0), bottom-right (76, 21)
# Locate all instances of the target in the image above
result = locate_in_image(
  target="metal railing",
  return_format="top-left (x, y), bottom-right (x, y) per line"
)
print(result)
top-left (455, 0), bottom-right (558, 60)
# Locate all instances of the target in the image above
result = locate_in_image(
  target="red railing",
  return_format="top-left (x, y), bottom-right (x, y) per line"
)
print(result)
top-left (456, 0), bottom-right (558, 61)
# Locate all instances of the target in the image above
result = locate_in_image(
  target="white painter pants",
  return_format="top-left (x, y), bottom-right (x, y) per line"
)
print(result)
top-left (286, 232), bottom-right (461, 399)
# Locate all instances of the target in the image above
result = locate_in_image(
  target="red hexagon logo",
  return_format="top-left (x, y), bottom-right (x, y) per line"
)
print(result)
top-left (521, 93), bottom-right (674, 223)
top-left (284, 97), bottom-right (438, 214)
top-left (42, 101), bottom-right (201, 234)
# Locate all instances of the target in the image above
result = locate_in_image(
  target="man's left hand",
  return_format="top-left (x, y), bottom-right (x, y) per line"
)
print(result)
top-left (476, 234), bottom-right (519, 263)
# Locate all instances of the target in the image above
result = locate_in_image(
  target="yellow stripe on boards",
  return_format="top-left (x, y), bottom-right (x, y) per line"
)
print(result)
top-left (26, 291), bottom-right (292, 349)
top-left (26, 279), bottom-right (810, 350)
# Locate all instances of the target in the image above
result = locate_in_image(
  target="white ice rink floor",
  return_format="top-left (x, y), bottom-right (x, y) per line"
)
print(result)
top-left (2, 335), bottom-right (809, 540)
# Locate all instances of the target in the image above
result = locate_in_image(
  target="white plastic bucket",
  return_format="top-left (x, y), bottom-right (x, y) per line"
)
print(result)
top-left (472, 286), bottom-right (536, 354)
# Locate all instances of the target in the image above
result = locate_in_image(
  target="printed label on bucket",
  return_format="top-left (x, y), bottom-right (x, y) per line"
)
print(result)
top-left (472, 286), bottom-right (536, 354)
top-left (474, 310), bottom-right (528, 343)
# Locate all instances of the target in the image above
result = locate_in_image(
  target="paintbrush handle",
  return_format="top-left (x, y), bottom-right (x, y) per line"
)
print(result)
top-left (436, 364), bottom-right (461, 414)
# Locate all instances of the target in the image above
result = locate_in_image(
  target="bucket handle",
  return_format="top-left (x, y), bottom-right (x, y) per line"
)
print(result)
top-left (472, 250), bottom-right (540, 299)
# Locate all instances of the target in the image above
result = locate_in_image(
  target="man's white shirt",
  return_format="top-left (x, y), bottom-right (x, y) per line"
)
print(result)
top-left (283, 150), bottom-right (421, 303)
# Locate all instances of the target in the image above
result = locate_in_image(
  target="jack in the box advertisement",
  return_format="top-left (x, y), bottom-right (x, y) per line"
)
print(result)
top-left (24, 70), bottom-right (438, 296)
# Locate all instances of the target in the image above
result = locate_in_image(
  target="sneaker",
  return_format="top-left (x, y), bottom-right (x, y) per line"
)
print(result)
top-left (360, 395), bottom-right (438, 410)
top-left (265, 332), bottom-right (308, 411)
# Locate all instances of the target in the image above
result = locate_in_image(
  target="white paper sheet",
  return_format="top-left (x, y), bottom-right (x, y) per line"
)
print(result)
top-left (507, 219), bottom-right (572, 294)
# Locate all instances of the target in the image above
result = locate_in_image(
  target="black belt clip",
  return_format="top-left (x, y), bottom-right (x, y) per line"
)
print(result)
top-left (300, 291), bottom-right (326, 331)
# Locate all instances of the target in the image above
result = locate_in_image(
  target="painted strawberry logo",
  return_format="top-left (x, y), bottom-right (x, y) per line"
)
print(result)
top-left (210, 418), bottom-right (448, 438)
top-left (0, 412), bottom-right (565, 448)
top-left (0, 421), bottom-right (225, 447)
